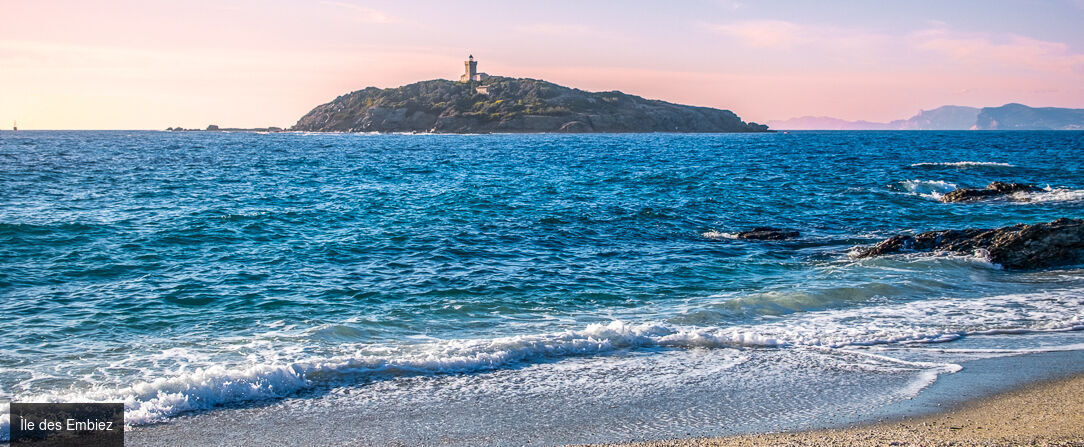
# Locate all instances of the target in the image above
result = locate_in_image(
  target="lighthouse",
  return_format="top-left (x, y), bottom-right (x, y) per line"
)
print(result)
top-left (459, 55), bottom-right (489, 82)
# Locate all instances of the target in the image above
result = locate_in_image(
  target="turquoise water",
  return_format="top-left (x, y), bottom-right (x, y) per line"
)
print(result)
top-left (1, 131), bottom-right (1083, 440)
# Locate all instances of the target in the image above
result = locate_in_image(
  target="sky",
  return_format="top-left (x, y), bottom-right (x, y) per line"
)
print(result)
top-left (2, 0), bottom-right (1083, 130)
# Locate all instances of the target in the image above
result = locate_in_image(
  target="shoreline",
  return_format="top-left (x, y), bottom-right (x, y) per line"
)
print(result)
top-left (586, 372), bottom-right (1084, 447)
top-left (122, 343), bottom-right (1084, 446)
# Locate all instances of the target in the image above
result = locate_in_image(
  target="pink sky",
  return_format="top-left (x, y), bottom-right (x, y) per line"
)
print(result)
top-left (2, 0), bottom-right (1083, 129)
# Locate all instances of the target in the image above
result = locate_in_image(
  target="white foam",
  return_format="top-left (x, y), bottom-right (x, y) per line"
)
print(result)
top-left (829, 348), bottom-right (962, 397)
top-left (911, 161), bottom-right (1015, 168)
top-left (845, 250), bottom-right (1003, 270)
top-left (13, 285), bottom-right (1081, 429)
top-left (8, 277), bottom-right (1083, 434)
top-left (1008, 186), bottom-right (1084, 203)
top-left (702, 230), bottom-right (739, 239)
top-left (898, 181), bottom-right (1084, 204)
top-left (898, 179), bottom-right (958, 200)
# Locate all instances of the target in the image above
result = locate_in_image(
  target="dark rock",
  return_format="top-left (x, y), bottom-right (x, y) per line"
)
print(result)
top-left (853, 218), bottom-right (1084, 269)
top-left (206, 124), bottom-right (220, 131)
top-left (940, 181), bottom-right (1043, 202)
top-left (736, 227), bottom-right (800, 240)
top-left (291, 77), bottom-right (771, 133)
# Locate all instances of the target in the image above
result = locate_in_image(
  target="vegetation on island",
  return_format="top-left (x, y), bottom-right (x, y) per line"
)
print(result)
top-left (291, 77), bottom-right (770, 133)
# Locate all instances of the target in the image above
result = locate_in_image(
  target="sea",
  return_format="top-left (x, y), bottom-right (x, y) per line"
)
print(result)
top-left (1, 130), bottom-right (1083, 445)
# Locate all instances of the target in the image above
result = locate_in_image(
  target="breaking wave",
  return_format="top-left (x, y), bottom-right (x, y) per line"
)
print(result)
top-left (1009, 187), bottom-right (1084, 203)
top-left (702, 230), bottom-right (739, 239)
top-left (6, 288), bottom-right (1080, 432)
top-left (911, 161), bottom-right (1015, 168)
top-left (897, 179), bottom-right (958, 200)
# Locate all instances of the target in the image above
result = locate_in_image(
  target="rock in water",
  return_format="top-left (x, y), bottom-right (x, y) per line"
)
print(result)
top-left (736, 227), bottom-right (800, 240)
top-left (854, 218), bottom-right (1084, 269)
top-left (940, 181), bottom-right (1042, 202)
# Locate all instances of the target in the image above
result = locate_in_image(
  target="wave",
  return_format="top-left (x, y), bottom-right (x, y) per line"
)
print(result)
top-left (844, 250), bottom-right (1003, 270)
top-left (6, 287), bottom-right (1080, 433)
top-left (1008, 186), bottom-right (1084, 203)
top-left (702, 230), bottom-right (739, 239)
top-left (896, 180), bottom-right (1084, 204)
top-left (896, 179), bottom-right (958, 200)
top-left (911, 161), bottom-right (1015, 168)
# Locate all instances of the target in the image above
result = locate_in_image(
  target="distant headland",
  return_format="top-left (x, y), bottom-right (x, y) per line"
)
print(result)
top-left (289, 56), bottom-right (770, 134)
top-left (770, 104), bottom-right (1084, 130)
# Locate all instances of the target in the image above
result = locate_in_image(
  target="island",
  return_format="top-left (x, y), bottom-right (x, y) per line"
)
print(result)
top-left (291, 56), bottom-right (769, 133)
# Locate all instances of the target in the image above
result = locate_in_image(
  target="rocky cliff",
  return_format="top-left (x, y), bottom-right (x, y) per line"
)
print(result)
top-left (291, 77), bottom-right (769, 133)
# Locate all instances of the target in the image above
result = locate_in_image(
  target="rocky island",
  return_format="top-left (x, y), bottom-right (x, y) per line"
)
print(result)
top-left (291, 56), bottom-right (769, 133)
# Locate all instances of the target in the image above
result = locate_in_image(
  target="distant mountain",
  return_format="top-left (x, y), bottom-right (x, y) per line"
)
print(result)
top-left (894, 106), bottom-right (980, 130)
top-left (769, 104), bottom-right (1083, 130)
top-left (292, 77), bottom-right (769, 133)
top-left (975, 103), bottom-right (1084, 130)
top-left (761, 116), bottom-right (893, 130)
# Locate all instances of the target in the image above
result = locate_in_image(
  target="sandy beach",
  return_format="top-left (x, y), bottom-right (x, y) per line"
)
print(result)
top-left (587, 373), bottom-right (1084, 447)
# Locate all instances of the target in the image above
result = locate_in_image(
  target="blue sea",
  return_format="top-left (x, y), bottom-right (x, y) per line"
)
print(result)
top-left (2, 130), bottom-right (1083, 444)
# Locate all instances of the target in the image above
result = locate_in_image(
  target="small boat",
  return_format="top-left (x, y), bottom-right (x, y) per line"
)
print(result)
top-left (12, 121), bottom-right (17, 131)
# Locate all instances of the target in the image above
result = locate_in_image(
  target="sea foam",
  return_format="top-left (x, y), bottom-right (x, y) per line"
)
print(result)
top-left (11, 288), bottom-right (1081, 430)
top-left (702, 230), bottom-right (740, 239)
top-left (911, 161), bottom-right (1015, 168)
top-left (898, 179), bottom-right (958, 200)
top-left (1009, 187), bottom-right (1084, 203)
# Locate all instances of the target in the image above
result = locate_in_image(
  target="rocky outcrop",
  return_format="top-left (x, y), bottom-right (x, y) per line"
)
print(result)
top-left (292, 77), bottom-right (770, 133)
top-left (736, 227), bottom-right (800, 240)
top-left (940, 182), bottom-right (1043, 203)
top-left (853, 218), bottom-right (1084, 269)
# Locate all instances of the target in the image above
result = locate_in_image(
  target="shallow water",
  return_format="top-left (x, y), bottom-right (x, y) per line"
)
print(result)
top-left (1, 130), bottom-right (1082, 441)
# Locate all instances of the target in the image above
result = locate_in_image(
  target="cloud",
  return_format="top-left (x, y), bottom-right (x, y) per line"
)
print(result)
top-left (320, 1), bottom-right (396, 24)
top-left (511, 23), bottom-right (626, 43)
top-left (706, 20), bottom-right (890, 52)
top-left (910, 29), bottom-right (1084, 74)
top-left (706, 20), bottom-right (1084, 78)
top-left (709, 20), bottom-right (803, 48)
top-left (714, 0), bottom-right (745, 9)
top-left (513, 23), bottom-right (594, 36)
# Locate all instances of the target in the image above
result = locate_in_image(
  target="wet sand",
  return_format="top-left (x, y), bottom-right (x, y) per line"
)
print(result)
top-left (586, 373), bottom-right (1084, 447)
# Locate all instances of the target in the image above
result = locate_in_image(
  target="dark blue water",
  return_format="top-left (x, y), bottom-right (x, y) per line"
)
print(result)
top-left (1, 131), bottom-right (1082, 438)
